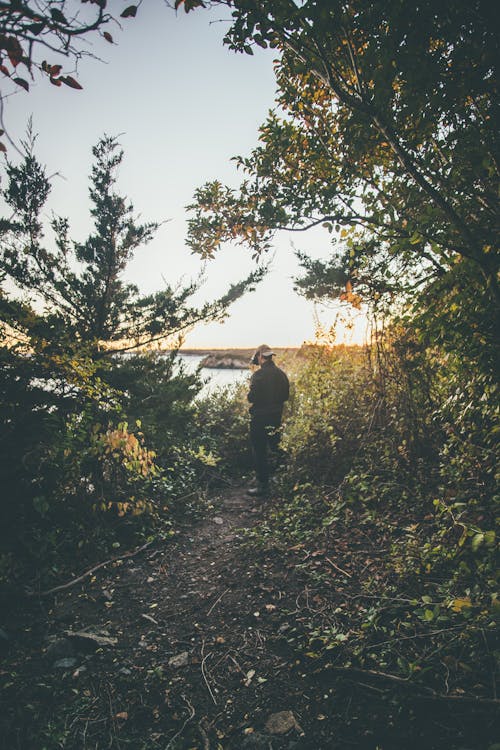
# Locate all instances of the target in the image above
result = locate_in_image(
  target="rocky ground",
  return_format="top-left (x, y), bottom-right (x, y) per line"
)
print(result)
top-left (1, 486), bottom-right (497, 749)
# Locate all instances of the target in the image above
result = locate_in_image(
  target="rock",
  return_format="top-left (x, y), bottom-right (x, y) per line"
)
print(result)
top-left (213, 517), bottom-right (224, 525)
top-left (265, 711), bottom-right (303, 736)
top-left (64, 630), bottom-right (117, 648)
top-left (53, 657), bottom-right (78, 669)
top-left (45, 637), bottom-right (75, 661)
top-left (200, 354), bottom-right (249, 369)
top-left (168, 651), bottom-right (189, 668)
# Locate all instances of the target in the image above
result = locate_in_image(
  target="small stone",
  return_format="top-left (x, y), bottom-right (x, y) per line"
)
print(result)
top-left (168, 651), bottom-right (189, 668)
top-left (64, 630), bottom-right (117, 648)
top-left (53, 657), bottom-right (78, 669)
top-left (46, 637), bottom-right (75, 661)
top-left (213, 517), bottom-right (224, 525)
top-left (265, 711), bottom-right (303, 735)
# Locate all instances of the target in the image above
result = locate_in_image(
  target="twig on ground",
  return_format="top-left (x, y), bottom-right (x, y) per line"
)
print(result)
top-left (227, 653), bottom-right (245, 675)
top-left (31, 540), bottom-right (154, 597)
top-left (165, 694), bottom-right (195, 750)
top-left (201, 640), bottom-right (218, 705)
top-left (369, 624), bottom-right (463, 649)
top-left (198, 722), bottom-right (210, 750)
top-left (207, 588), bottom-right (230, 616)
top-left (347, 593), bottom-right (430, 604)
top-left (325, 557), bottom-right (352, 578)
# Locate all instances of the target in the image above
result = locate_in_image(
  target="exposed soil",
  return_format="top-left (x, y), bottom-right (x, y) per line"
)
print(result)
top-left (1, 486), bottom-right (497, 749)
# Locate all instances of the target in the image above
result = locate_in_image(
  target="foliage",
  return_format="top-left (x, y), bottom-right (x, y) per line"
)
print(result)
top-left (186, 0), bottom-right (498, 376)
top-left (242, 337), bottom-right (498, 700)
top-left (1, 133), bottom-right (265, 356)
top-left (0, 0), bottom-right (140, 150)
top-left (193, 379), bottom-right (253, 477)
top-left (180, 0), bottom-right (500, 686)
top-left (0, 134), bottom-right (265, 585)
top-left (106, 351), bottom-right (202, 450)
top-left (280, 344), bottom-right (372, 485)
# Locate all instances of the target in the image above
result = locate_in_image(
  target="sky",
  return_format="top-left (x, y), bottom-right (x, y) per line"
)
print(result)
top-left (3, 1), bottom-right (367, 348)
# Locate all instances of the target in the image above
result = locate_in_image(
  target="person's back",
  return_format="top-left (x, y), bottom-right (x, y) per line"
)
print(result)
top-left (247, 345), bottom-right (290, 497)
top-left (248, 357), bottom-right (289, 418)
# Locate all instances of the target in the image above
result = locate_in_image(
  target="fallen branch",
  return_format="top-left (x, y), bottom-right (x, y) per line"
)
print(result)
top-left (330, 667), bottom-right (500, 706)
top-left (30, 540), bottom-right (154, 597)
top-left (331, 666), bottom-right (434, 694)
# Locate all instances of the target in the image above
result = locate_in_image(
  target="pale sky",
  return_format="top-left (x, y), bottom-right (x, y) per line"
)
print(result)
top-left (3, 1), bottom-right (366, 348)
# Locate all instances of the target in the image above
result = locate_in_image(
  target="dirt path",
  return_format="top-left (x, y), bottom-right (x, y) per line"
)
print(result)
top-left (99, 486), bottom-right (315, 749)
top-left (2, 486), bottom-right (496, 749)
top-left (3, 487), bottom-right (320, 749)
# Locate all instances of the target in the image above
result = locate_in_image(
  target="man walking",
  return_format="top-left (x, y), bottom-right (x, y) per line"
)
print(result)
top-left (247, 344), bottom-right (290, 497)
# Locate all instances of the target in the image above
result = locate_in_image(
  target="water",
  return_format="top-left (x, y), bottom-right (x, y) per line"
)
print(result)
top-left (177, 353), bottom-right (250, 395)
top-left (30, 351), bottom-right (250, 401)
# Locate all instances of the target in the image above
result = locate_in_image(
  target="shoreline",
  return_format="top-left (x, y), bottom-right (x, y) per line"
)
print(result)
top-left (179, 347), bottom-right (298, 370)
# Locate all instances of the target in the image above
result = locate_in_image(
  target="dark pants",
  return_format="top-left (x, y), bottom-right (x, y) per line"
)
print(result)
top-left (250, 414), bottom-right (283, 486)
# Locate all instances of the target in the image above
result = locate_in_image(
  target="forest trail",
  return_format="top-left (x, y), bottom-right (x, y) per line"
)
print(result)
top-left (4, 487), bottom-right (326, 749)
top-left (2, 485), bottom-right (496, 749)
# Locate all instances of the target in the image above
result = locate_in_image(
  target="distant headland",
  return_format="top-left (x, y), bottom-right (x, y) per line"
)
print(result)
top-left (180, 347), bottom-right (298, 369)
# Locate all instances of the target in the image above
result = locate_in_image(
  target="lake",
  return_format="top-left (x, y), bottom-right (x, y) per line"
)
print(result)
top-left (177, 353), bottom-right (251, 395)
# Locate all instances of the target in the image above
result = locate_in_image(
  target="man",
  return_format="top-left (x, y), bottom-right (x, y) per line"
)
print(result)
top-left (247, 344), bottom-right (290, 497)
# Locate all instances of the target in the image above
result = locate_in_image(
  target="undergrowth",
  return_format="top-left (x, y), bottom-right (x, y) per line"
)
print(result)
top-left (233, 337), bottom-right (499, 705)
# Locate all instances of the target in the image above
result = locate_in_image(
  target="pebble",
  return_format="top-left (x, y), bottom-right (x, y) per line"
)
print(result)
top-left (168, 651), bottom-right (189, 668)
top-left (45, 637), bottom-right (75, 661)
top-left (53, 657), bottom-right (78, 669)
top-left (265, 711), bottom-right (303, 735)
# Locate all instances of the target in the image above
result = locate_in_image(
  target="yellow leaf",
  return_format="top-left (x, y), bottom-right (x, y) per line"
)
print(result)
top-left (450, 597), bottom-right (472, 612)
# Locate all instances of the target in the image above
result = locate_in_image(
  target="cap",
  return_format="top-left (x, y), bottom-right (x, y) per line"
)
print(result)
top-left (251, 344), bottom-right (275, 364)
top-left (260, 345), bottom-right (274, 357)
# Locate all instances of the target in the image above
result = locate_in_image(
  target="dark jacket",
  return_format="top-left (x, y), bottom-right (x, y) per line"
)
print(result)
top-left (247, 359), bottom-right (289, 419)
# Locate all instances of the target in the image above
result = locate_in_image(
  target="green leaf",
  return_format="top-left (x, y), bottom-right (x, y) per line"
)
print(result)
top-left (484, 531), bottom-right (496, 548)
top-left (471, 533), bottom-right (484, 552)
